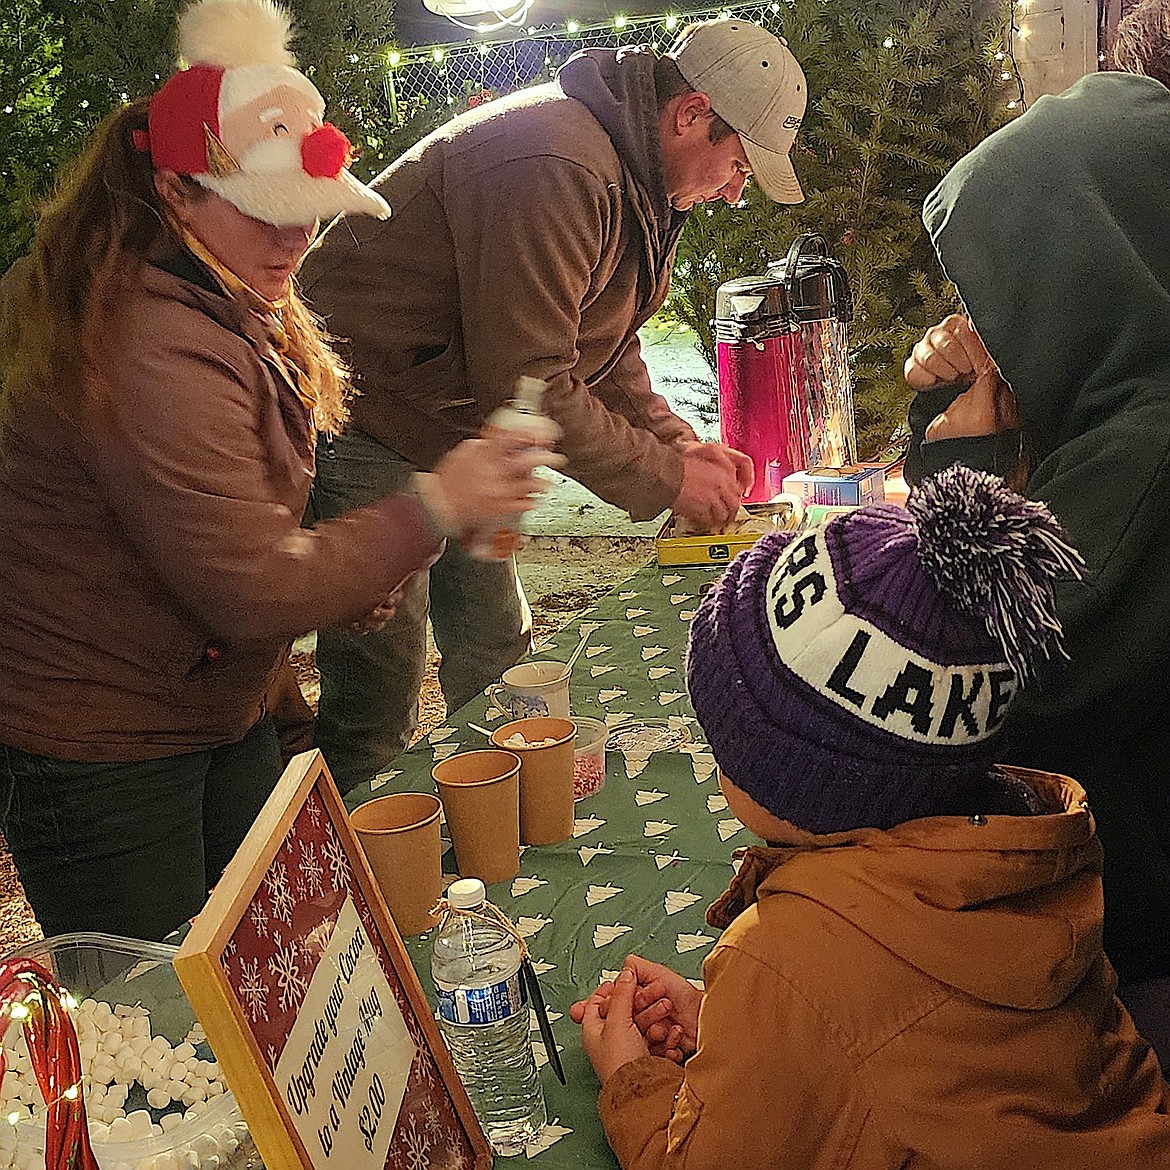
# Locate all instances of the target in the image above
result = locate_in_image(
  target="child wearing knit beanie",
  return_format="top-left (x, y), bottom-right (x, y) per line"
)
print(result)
top-left (571, 466), bottom-right (1170, 1170)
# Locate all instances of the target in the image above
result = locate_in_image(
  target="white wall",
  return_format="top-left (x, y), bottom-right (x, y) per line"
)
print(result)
top-left (1015, 0), bottom-right (1100, 99)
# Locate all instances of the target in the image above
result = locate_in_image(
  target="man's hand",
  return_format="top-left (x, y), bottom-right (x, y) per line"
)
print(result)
top-left (672, 442), bottom-right (753, 533)
top-left (576, 968), bottom-right (651, 1083)
top-left (903, 314), bottom-right (990, 391)
top-left (923, 364), bottom-right (1018, 443)
top-left (570, 954), bottom-right (703, 1065)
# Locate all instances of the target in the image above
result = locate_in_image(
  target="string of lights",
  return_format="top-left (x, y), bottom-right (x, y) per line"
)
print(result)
top-left (383, 0), bottom-right (1035, 122)
top-left (0, 959), bottom-right (100, 1170)
top-left (1001, 0), bottom-right (1029, 113)
top-left (388, 4), bottom-right (762, 69)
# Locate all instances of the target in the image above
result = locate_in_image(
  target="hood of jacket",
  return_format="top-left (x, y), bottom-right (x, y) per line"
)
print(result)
top-left (922, 72), bottom-right (1170, 578)
top-left (710, 768), bottom-right (1104, 1010)
top-left (557, 45), bottom-right (688, 276)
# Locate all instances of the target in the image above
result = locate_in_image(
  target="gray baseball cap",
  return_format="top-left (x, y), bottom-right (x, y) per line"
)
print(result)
top-left (671, 19), bottom-right (807, 204)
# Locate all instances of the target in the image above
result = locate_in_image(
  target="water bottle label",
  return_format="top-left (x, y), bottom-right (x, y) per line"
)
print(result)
top-left (437, 970), bottom-right (528, 1026)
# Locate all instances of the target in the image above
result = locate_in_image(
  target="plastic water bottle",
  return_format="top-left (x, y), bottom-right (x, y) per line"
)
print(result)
top-left (431, 878), bottom-right (547, 1154)
top-left (468, 376), bottom-right (561, 561)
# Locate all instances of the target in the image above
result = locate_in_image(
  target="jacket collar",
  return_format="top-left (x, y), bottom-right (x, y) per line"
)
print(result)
top-left (708, 766), bottom-right (1085, 929)
top-left (141, 256), bottom-right (302, 399)
top-left (707, 767), bottom-right (1102, 1009)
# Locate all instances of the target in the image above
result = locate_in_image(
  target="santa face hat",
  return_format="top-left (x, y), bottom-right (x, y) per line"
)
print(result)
top-left (139, 0), bottom-right (388, 226)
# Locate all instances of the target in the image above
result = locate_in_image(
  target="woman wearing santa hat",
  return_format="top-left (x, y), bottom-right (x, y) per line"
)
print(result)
top-left (0, 0), bottom-right (552, 941)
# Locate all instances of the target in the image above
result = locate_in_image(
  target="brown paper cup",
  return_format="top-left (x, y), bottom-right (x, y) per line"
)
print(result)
top-left (350, 793), bottom-right (443, 937)
top-left (432, 750), bottom-right (522, 885)
top-left (491, 717), bottom-right (576, 845)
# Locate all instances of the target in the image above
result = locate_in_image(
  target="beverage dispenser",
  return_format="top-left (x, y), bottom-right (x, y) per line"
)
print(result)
top-left (714, 233), bottom-right (855, 502)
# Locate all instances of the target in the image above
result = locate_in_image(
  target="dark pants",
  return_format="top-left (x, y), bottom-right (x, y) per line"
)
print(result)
top-left (310, 430), bottom-right (531, 793)
top-left (0, 719), bottom-right (281, 942)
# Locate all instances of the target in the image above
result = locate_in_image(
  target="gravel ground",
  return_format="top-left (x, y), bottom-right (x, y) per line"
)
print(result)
top-left (0, 536), bottom-right (655, 955)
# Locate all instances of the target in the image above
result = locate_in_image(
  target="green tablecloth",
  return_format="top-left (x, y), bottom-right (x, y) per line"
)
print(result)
top-left (345, 561), bottom-right (748, 1166)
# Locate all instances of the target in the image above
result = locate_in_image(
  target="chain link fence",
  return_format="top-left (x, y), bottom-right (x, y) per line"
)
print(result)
top-left (385, 3), bottom-right (786, 127)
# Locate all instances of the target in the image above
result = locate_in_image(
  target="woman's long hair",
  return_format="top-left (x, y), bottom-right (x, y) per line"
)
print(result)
top-left (1, 97), bottom-right (350, 433)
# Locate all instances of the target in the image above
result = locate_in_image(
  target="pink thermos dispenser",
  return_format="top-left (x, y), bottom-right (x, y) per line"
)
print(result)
top-left (715, 233), bottom-right (856, 502)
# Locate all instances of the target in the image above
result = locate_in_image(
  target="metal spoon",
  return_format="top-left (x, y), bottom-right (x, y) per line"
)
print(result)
top-left (558, 627), bottom-right (593, 679)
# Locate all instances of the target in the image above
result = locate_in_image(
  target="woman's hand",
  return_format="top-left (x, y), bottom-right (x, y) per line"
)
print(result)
top-left (904, 314), bottom-right (989, 391)
top-left (571, 954), bottom-right (704, 1066)
top-left (349, 581), bottom-right (406, 634)
top-left (923, 364), bottom-right (1018, 443)
top-left (428, 432), bottom-right (563, 537)
top-left (905, 313), bottom-right (1018, 443)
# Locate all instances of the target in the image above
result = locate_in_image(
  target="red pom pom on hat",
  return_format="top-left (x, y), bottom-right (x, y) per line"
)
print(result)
top-left (300, 123), bottom-right (352, 179)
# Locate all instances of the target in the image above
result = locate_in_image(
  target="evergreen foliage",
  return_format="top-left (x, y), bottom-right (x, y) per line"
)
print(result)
top-left (667, 0), bottom-right (1011, 455)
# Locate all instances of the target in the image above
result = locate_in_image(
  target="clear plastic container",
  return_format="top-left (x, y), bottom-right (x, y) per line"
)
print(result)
top-left (607, 718), bottom-right (692, 754)
top-left (0, 932), bottom-right (258, 1170)
top-left (571, 716), bottom-right (607, 799)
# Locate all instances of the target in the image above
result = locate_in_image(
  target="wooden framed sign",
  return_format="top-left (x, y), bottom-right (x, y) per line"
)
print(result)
top-left (175, 750), bottom-right (491, 1170)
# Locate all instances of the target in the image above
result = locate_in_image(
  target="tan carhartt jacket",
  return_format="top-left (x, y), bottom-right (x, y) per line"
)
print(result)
top-left (599, 769), bottom-right (1170, 1169)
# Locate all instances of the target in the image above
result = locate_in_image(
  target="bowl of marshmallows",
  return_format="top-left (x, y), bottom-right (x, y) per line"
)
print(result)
top-left (0, 933), bottom-right (257, 1170)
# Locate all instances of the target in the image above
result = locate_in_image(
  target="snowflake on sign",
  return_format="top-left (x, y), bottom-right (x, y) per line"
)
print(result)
top-left (249, 899), bottom-right (269, 939)
top-left (307, 795), bottom-right (323, 828)
top-left (300, 915), bottom-right (337, 967)
top-left (399, 1114), bottom-right (430, 1170)
top-left (424, 1102), bottom-right (443, 1139)
top-left (442, 1125), bottom-right (473, 1169)
top-left (355, 890), bottom-right (382, 944)
top-left (322, 834), bottom-right (349, 891)
top-left (414, 1047), bottom-right (438, 1089)
top-left (398, 989), bottom-right (423, 1040)
top-left (224, 938), bottom-right (237, 960)
top-left (237, 956), bottom-right (270, 1023)
top-left (269, 937), bottom-right (309, 1013)
top-left (301, 842), bottom-right (326, 898)
top-left (264, 860), bottom-right (295, 927)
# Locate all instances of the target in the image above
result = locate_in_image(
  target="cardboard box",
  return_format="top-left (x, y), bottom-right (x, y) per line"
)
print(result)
top-left (782, 464), bottom-right (886, 507)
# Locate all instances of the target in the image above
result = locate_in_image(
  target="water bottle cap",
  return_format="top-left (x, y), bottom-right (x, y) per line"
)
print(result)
top-left (448, 878), bottom-right (486, 909)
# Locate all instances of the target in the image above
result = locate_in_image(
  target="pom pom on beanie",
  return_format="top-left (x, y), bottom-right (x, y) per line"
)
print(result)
top-left (686, 466), bottom-right (1083, 833)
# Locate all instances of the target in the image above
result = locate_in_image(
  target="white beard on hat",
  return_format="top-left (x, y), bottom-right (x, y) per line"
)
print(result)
top-left (194, 65), bottom-right (389, 225)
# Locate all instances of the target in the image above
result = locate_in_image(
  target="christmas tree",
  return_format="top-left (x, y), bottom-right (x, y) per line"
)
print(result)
top-left (667, 0), bottom-right (1011, 455)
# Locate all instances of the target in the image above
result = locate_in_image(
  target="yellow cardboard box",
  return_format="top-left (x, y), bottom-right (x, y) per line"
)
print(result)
top-left (656, 500), bottom-right (801, 567)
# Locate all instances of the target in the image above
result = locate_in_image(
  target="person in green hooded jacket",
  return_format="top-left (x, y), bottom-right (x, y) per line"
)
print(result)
top-left (902, 68), bottom-right (1170, 1069)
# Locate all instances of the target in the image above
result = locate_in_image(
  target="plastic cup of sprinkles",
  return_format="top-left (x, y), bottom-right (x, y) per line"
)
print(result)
top-left (570, 716), bottom-right (608, 799)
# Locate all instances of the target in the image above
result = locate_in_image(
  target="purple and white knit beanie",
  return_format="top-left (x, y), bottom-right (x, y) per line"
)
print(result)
top-left (686, 466), bottom-right (1083, 833)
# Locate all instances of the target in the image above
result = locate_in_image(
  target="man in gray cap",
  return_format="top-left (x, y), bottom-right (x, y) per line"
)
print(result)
top-left (303, 19), bottom-right (809, 792)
